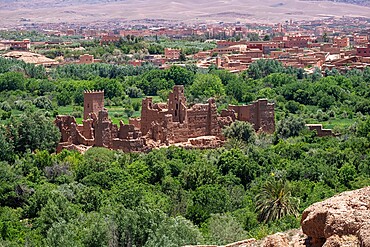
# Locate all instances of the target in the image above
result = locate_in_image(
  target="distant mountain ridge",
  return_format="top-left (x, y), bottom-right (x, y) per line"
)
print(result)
top-left (1, 0), bottom-right (370, 27)
top-left (302, 0), bottom-right (370, 7)
top-left (1, 0), bottom-right (370, 9)
top-left (1, 0), bottom-right (369, 7)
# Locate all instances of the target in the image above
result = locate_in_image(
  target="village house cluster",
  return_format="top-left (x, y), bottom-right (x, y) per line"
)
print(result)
top-left (87, 18), bottom-right (370, 72)
top-left (1, 17), bottom-right (369, 72)
top-left (195, 36), bottom-right (370, 73)
top-left (55, 86), bottom-right (275, 153)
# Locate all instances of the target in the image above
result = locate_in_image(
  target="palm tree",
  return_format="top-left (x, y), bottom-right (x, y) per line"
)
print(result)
top-left (255, 178), bottom-right (299, 223)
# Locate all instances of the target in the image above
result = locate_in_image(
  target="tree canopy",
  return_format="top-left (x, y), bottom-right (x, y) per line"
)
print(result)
top-left (0, 53), bottom-right (370, 246)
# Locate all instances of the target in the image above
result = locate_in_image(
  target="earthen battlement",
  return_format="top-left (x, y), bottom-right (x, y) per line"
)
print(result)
top-left (56, 86), bottom-right (275, 153)
top-left (83, 90), bottom-right (104, 94)
top-left (83, 90), bottom-right (105, 120)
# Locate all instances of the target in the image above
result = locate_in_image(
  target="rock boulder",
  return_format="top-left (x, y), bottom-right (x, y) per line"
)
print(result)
top-left (301, 186), bottom-right (370, 247)
top-left (262, 233), bottom-right (289, 247)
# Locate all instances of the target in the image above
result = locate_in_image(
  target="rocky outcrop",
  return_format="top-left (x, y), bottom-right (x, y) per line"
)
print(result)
top-left (301, 186), bottom-right (370, 247)
top-left (262, 233), bottom-right (289, 247)
top-left (358, 223), bottom-right (370, 247)
top-left (322, 235), bottom-right (359, 247)
top-left (183, 230), bottom-right (307, 247)
top-left (184, 187), bottom-right (370, 247)
top-left (183, 238), bottom-right (256, 247)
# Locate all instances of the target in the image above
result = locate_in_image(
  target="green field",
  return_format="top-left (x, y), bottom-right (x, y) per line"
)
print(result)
top-left (320, 118), bottom-right (356, 129)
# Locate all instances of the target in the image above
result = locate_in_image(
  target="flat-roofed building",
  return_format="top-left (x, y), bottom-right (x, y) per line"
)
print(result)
top-left (164, 48), bottom-right (181, 60)
top-left (357, 44), bottom-right (370, 57)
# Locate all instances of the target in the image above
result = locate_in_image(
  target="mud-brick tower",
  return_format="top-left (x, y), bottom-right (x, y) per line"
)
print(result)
top-left (83, 90), bottom-right (104, 120)
top-left (168, 85), bottom-right (187, 123)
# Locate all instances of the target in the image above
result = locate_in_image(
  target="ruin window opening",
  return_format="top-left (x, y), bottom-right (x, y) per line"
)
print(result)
top-left (176, 103), bottom-right (179, 110)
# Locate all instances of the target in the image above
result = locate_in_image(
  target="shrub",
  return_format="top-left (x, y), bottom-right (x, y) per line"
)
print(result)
top-left (275, 115), bottom-right (306, 139)
top-left (71, 111), bottom-right (82, 118)
top-left (0, 101), bottom-right (12, 112)
top-left (15, 100), bottom-right (33, 111)
top-left (223, 121), bottom-right (256, 144)
top-left (126, 86), bottom-right (143, 98)
top-left (33, 96), bottom-right (53, 110)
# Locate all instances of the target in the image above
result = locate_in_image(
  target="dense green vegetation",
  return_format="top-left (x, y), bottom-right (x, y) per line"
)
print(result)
top-left (1, 56), bottom-right (369, 129)
top-left (0, 31), bottom-right (50, 43)
top-left (0, 30), bottom-right (216, 62)
top-left (1, 55), bottom-right (370, 246)
top-left (26, 36), bottom-right (216, 63)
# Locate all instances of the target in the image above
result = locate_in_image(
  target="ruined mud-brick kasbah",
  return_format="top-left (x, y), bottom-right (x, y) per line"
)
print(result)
top-left (55, 85), bottom-right (275, 153)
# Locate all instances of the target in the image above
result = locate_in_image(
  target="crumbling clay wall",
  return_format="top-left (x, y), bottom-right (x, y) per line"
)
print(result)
top-left (187, 104), bottom-right (210, 138)
top-left (306, 124), bottom-right (334, 137)
top-left (56, 91), bottom-right (146, 153)
top-left (229, 99), bottom-right (275, 133)
top-left (56, 85), bottom-right (276, 153)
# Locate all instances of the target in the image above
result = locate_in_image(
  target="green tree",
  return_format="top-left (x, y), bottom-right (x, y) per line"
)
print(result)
top-left (210, 69), bottom-right (238, 85)
top-left (33, 96), bottom-right (53, 110)
top-left (187, 185), bottom-right (230, 225)
top-left (94, 78), bottom-right (123, 99)
top-left (248, 60), bottom-right (286, 80)
top-left (263, 35), bottom-right (271, 41)
top-left (46, 221), bottom-right (82, 247)
top-left (124, 107), bottom-right (134, 118)
top-left (202, 213), bottom-right (247, 245)
top-left (275, 115), bottom-right (306, 139)
top-left (225, 78), bottom-right (248, 102)
top-left (339, 164), bottom-right (357, 188)
top-left (179, 51), bottom-right (186, 61)
top-left (311, 67), bottom-right (323, 82)
top-left (126, 86), bottom-right (143, 98)
top-left (223, 121), bottom-right (256, 144)
top-left (75, 147), bottom-right (118, 180)
top-left (357, 116), bottom-right (370, 141)
top-left (57, 90), bottom-right (72, 106)
top-left (166, 66), bottom-right (194, 86)
top-left (217, 149), bottom-right (258, 187)
top-left (255, 178), bottom-right (299, 223)
top-left (145, 216), bottom-right (203, 247)
top-left (0, 126), bottom-right (15, 162)
top-left (322, 33), bottom-right (329, 43)
top-left (0, 72), bottom-right (25, 91)
top-left (180, 161), bottom-right (219, 190)
top-left (10, 110), bottom-right (60, 154)
top-left (0, 207), bottom-right (34, 245)
top-left (189, 74), bottom-right (225, 99)
top-left (247, 33), bottom-right (260, 41)
top-left (263, 73), bottom-right (296, 87)
top-left (107, 205), bottom-right (166, 247)
top-left (81, 212), bottom-right (109, 247)
top-left (36, 191), bottom-right (79, 234)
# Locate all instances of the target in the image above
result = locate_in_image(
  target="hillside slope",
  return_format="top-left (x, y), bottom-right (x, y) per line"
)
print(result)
top-left (304, 0), bottom-right (370, 7)
top-left (1, 0), bottom-right (370, 27)
top-left (185, 186), bottom-right (370, 247)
